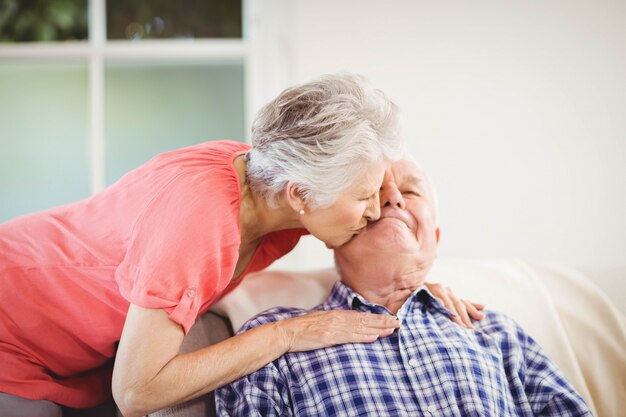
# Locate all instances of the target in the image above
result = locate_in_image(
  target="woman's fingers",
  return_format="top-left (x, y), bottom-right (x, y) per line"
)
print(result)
top-left (280, 310), bottom-right (399, 353)
top-left (453, 297), bottom-right (473, 328)
top-left (349, 326), bottom-right (396, 343)
top-left (425, 283), bottom-right (460, 324)
top-left (423, 281), bottom-right (486, 328)
top-left (429, 284), bottom-right (468, 328)
top-left (464, 300), bottom-right (486, 320)
top-left (343, 311), bottom-right (400, 337)
top-left (361, 311), bottom-right (402, 329)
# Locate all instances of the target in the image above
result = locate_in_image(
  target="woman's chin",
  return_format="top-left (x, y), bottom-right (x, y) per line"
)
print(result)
top-left (324, 234), bottom-right (352, 249)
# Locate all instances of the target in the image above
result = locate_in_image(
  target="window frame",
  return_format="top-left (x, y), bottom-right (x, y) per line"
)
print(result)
top-left (0, 0), bottom-right (251, 194)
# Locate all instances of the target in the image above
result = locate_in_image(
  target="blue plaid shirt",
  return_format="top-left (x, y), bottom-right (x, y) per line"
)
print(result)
top-left (215, 281), bottom-right (592, 417)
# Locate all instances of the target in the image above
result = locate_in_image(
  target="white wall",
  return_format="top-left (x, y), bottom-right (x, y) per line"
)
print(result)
top-left (259, 0), bottom-right (626, 283)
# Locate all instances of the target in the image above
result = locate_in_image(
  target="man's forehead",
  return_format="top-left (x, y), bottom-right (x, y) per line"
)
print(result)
top-left (393, 159), bottom-right (425, 183)
top-left (390, 158), bottom-right (436, 198)
top-left (401, 174), bottom-right (422, 186)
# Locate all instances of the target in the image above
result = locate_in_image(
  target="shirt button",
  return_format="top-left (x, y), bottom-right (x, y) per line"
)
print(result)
top-left (187, 289), bottom-right (196, 297)
top-left (408, 358), bottom-right (419, 367)
top-left (427, 405), bottom-right (437, 413)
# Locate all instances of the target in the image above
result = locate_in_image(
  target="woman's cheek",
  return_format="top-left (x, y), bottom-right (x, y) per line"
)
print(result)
top-left (348, 203), bottom-right (366, 224)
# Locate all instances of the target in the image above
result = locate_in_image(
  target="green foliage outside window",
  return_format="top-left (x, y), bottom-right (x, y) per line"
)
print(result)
top-left (0, 0), bottom-right (241, 42)
top-left (106, 0), bottom-right (241, 40)
top-left (0, 0), bottom-right (88, 42)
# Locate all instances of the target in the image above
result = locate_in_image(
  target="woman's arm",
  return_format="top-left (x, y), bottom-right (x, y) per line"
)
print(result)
top-left (112, 303), bottom-right (399, 417)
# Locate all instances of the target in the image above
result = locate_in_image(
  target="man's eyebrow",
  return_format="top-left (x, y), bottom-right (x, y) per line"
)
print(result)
top-left (403, 175), bottom-right (422, 186)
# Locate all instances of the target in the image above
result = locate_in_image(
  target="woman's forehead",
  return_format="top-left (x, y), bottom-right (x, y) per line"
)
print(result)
top-left (354, 162), bottom-right (386, 190)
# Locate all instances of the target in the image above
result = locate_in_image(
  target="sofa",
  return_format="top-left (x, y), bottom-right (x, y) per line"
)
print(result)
top-left (140, 259), bottom-right (625, 417)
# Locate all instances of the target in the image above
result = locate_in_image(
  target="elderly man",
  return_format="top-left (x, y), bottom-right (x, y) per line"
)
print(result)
top-left (215, 157), bottom-right (592, 417)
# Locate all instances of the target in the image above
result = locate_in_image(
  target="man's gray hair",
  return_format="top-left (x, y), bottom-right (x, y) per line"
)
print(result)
top-left (246, 73), bottom-right (404, 208)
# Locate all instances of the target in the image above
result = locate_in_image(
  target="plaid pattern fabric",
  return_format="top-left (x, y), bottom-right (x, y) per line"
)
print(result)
top-left (215, 282), bottom-right (592, 417)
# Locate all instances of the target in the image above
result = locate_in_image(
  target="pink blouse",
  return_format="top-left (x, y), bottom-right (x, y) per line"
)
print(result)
top-left (0, 140), bottom-right (307, 407)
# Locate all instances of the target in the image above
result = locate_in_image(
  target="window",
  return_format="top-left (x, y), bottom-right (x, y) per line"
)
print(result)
top-left (0, 0), bottom-right (246, 222)
top-left (106, 0), bottom-right (241, 40)
top-left (0, 0), bottom-right (88, 42)
top-left (0, 61), bottom-right (90, 218)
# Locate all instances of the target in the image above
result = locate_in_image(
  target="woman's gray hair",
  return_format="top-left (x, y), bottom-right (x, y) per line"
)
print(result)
top-left (246, 73), bottom-right (404, 209)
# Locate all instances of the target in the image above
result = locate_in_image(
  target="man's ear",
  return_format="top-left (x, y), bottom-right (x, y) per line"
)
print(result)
top-left (435, 227), bottom-right (441, 244)
top-left (285, 182), bottom-right (306, 213)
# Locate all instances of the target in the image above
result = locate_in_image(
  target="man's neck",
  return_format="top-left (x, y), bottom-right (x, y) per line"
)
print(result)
top-left (342, 267), bottom-right (428, 314)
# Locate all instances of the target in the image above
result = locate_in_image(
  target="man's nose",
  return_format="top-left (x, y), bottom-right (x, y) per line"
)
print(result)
top-left (380, 185), bottom-right (406, 209)
top-left (364, 194), bottom-right (382, 221)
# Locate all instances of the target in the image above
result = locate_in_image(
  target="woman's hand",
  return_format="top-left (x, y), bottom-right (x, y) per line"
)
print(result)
top-left (424, 282), bottom-right (485, 328)
top-left (275, 310), bottom-right (401, 353)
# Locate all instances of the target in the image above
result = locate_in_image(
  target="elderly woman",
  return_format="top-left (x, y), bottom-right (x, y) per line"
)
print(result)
top-left (0, 74), bottom-right (480, 417)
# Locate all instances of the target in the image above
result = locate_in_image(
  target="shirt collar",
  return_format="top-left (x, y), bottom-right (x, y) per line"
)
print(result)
top-left (326, 281), bottom-right (456, 320)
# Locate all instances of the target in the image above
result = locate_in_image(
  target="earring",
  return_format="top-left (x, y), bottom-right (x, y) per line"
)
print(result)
top-left (299, 209), bottom-right (305, 215)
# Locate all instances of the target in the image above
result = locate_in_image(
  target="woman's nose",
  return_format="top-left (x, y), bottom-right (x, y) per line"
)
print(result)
top-left (364, 194), bottom-right (382, 221)
top-left (380, 185), bottom-right (406, 209)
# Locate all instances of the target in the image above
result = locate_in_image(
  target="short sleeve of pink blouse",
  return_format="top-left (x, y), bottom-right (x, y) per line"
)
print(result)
top-left (115, 141), bottom-right (250, 334)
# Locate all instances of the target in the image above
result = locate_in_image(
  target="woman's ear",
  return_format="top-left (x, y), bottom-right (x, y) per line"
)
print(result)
top-left (285, 182), bottom-right (306, 213)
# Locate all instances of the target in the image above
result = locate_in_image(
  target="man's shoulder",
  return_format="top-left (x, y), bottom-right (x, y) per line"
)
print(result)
top-left (475, 309), bottom-right (530, 345)
top-left (476, 309), bottom-right (522, 331)
top-left (235, 293), bottom-right (346, 334)
top-left (479, 309), bottom-right (519, 327)
top-left (237, 306), bottom-right (314, 334)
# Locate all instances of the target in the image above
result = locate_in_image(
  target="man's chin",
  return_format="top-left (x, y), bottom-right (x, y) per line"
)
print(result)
top-left (339, 222), bottom-right (419, 253)
top-left (370, 218), bottom-right (415, 237)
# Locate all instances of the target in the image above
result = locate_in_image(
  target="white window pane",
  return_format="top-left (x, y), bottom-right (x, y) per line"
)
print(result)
top-left (104, 63), bottom-right (245, 184)
top-left (0, 61), bottom-right (90, 222)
